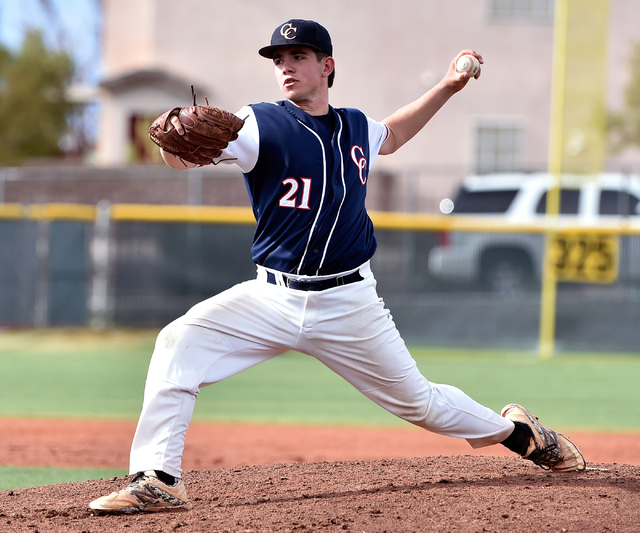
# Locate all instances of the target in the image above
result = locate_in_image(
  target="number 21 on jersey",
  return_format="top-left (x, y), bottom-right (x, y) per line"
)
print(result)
top-left (279, 178), bottom-right (312, 210)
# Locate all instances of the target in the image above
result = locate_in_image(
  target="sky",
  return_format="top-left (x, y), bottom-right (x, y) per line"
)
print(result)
top-left (0, 0), bottom-right (102, 84)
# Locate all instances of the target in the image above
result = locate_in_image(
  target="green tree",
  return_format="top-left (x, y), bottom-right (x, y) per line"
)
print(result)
top-left (0, 31), bottom-right (75, 166)
top-left (609, 39), bottom-right (640, 155)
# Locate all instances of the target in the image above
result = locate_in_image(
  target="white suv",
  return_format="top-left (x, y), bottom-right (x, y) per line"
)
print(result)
top-left (427, 172), bottom-right (640, 293)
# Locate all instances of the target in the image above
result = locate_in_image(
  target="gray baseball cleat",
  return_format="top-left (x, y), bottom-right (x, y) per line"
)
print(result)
top-left (89, 470), bottom-right (188, 513)
top-left (501, 403), bottom-right (586, 472)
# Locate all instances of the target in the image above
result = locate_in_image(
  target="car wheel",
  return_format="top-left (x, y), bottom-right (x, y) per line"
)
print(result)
top-left (480, 251), bottom-right (535, 295)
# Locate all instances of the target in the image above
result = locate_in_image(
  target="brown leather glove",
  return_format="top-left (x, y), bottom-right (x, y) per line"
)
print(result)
top-left (148, 105), bottom-right (245, 166)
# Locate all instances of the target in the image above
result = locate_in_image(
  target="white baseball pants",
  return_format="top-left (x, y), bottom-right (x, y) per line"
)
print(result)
top-left (129, 262), bottom-right (514, 477)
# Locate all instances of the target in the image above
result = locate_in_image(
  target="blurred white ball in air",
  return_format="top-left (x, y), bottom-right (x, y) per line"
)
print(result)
top-left (439, 198), bottom-right (454, 214)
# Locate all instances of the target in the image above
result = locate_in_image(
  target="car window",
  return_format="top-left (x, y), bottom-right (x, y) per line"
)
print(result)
top-left (452, 189), bottom-right (519, 213)
top-left (535, 189), bottom-right (580, 214)
top-left (599, 189), bottom-right (640, 215)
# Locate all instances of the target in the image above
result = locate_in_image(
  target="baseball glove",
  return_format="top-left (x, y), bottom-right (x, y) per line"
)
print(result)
top-left (148, 103), bottom-right (245, 166)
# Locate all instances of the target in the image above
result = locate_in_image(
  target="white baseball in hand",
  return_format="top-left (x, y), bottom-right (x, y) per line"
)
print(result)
top-left (456, 54), bottom-right (480, 77)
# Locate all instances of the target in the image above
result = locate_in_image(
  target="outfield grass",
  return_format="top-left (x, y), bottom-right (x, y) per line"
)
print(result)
top-left (0, 466), bottom-right (126, 491)
top-left (1, 328), bottom-right (638, 430)
top-left (1, 329), bottom-right (639, 489)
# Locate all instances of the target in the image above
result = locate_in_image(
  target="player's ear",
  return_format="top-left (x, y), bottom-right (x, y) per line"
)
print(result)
top-left (323, 57), bottom-right (335, 77)
top-left (323, 57), bottom-right (335, 87)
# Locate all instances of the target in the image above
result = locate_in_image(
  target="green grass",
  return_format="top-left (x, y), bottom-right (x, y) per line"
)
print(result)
top-left (196, 349), bottom-right (640, 432)
top-left (408, 347), bottom-right (640, 432)
top-left (0, 466), bottom-right (126, 491)
top-left (1, 329), bottom-right (639, 490)
top-left (0, 329), bottom-right (156, 419)
top-left (1, 329), bottom-right (638, 431)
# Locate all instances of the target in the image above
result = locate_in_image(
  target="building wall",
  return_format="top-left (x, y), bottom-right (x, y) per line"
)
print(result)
top-left (102, 0), bottom-right (158, 73)
top-left (96, 0), bottom-right (640, 210)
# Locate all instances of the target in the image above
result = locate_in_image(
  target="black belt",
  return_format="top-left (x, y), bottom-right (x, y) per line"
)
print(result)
top-left (266, 270), bottom-right (363, 291)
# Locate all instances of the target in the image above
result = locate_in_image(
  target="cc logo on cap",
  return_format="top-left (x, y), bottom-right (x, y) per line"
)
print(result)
top-left (280, 23), bottom-right (297, 40)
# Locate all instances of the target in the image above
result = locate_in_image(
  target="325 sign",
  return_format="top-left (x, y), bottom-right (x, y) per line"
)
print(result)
top-left (549, 232), bottom-right (619, 284)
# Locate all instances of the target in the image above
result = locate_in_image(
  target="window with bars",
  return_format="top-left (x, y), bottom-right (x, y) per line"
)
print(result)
top-left (474, 123), bottom-right (525, 174)
top-left (489, 0), bottom-right (555, 21)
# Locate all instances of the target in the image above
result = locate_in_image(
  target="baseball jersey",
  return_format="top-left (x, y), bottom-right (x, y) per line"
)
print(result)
top-left (217, 100), bottom-right (389, 277)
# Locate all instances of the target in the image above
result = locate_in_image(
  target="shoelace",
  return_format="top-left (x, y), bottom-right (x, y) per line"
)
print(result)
top-left (127, 473), bottom-right (184, 504)
top-left (527, 443), bottom-right (562, 470)
top-left (130, 472), bottom-right (147, 484)
top-left (125, 475), bottom-right (159, 496)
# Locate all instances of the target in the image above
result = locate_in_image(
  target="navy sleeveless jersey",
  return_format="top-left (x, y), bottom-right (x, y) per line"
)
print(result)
top-left (243, 100), bottom-right (378, 276)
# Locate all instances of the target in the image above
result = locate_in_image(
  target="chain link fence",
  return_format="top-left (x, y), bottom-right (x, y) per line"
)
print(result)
top-left (2, 203), bottom-right (639, 354)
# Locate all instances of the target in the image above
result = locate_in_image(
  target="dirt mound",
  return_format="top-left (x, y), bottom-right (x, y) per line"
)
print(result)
top-left (2, 457), bottom-right (640, 532)
top-left (2, 418), bottom-right (640, 532)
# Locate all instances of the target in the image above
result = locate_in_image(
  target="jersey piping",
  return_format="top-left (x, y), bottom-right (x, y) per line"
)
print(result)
top-left (295, 119), bottom-right (328, 275)
top-left (316, 113), bottom-right (347, 275)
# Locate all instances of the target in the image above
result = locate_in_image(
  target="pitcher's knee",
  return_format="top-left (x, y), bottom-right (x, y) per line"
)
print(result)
top-left (364, 378), bottom-right (435, 427)
top-left (156, 321), bottom-right (186, 351)
top-left (146, 322), bottom-right (202, 387)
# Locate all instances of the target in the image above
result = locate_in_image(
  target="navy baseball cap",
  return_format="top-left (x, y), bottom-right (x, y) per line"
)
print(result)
top-left (259, 19), bottom-right (332, 58)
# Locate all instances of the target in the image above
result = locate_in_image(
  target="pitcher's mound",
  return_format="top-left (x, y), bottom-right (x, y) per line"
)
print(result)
top-left (3, 456), bottom-right (639, 532)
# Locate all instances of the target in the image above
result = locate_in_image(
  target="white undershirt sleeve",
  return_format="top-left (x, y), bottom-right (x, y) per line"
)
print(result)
top-left (212, 105), bottom-right (260, 173)
top-left (366, 116), bottom-right (390, 167)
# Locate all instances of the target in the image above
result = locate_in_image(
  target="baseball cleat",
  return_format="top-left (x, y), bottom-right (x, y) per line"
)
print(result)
top-left (501, 403), bottom-right (586, 472)
top-left (89, 471), bottom-right (188, 513)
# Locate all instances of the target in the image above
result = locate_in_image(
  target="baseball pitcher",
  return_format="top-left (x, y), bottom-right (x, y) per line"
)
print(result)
top-left (90, 19), bottom-right (585, 514)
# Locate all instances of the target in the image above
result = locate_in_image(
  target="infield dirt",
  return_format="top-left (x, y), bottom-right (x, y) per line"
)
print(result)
top-left (1, 419), bottom-right (639, 532)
